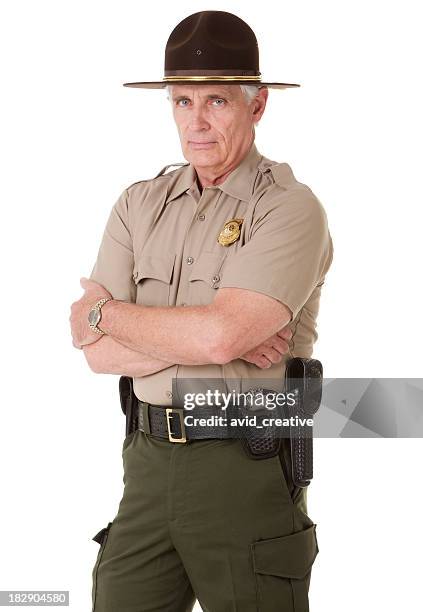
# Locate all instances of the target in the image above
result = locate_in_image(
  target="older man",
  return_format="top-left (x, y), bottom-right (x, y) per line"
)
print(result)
top-left (70, 11), bottom-right (333, 612)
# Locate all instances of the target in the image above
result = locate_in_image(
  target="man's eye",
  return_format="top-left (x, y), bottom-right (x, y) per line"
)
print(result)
top-left (175, 98), bottom-right (226, 107)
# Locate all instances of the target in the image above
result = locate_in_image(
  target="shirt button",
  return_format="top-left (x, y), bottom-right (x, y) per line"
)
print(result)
top-left (198, 214), bottom-right (205, 221)
top-left (212, 274), bottom-right (220, 283)
top-left (186, 256), bottom-right (194, 265)
top-left (166, 391), bottom-right (173, 398)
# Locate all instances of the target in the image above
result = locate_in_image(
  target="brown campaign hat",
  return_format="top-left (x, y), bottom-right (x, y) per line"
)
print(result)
top-left (123, 10), bottom-right (300, 90)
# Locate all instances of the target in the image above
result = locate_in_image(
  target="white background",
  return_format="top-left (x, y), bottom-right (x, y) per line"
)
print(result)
top-left (1, 1), bottom-right (422, 610)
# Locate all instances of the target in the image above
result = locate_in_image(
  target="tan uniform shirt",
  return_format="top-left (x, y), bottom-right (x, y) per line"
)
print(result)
top-left (89, 142), bottom-right (333, 405)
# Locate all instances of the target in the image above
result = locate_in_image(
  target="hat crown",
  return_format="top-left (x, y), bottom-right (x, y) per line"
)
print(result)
top-left (164, 10), bottom-right (260, 76)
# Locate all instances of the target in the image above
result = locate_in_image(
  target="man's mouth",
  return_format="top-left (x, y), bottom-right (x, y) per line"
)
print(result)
top-left (188, 141), bottom-right (217, 149)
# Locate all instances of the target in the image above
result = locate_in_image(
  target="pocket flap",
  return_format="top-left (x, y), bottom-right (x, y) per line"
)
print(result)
top-left (92, 521), bottom-right (113, 546)
top-left (188, 252), bottom-right (224, 285)
top-left (252, 523), bottom-right (318, 579)
top-left (133, 253), bottom-right (175, 284)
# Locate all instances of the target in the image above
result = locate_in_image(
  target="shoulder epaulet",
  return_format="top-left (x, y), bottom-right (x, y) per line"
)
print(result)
top-left (125, 163), bottom-right (189, 192)
top-left (153, 162), bottom-right (189, 178)
top-left (267, 162), bottom-right (298, 190)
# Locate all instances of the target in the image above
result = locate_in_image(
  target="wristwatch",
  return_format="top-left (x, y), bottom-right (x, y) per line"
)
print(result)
top-left (88, 297), bottom-right (113, 335)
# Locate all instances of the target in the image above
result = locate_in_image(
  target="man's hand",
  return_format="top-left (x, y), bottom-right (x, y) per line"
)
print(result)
top-left (69, 277), bottom-right (112, 349)
top-left (239, 326), bottom-right (293, 369)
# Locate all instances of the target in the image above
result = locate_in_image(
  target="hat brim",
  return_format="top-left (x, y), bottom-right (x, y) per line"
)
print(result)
top-left (123, 80), bottom-right (300, 90)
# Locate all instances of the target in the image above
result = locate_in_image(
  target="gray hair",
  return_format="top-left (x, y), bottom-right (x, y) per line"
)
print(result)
top-left (239, 84), bottom-right (262, 103)
top-left (165, 84), bottom-right (262, 104)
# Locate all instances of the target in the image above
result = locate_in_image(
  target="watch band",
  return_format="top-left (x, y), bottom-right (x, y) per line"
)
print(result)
top-left (89, 297), bottom-right (113, 334)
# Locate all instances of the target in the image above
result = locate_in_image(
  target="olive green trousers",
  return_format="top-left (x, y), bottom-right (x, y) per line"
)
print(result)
top-left (91, 429), bottom-right (319, 611)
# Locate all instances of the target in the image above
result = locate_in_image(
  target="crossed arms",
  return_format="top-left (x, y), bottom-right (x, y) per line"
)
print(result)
top-left (70, 280), bottom-right (293, 376)
top-left (70, 183), bottom-right (331, 376)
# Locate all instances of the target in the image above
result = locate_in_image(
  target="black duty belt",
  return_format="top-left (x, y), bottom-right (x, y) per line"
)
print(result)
top-left (136, 401), bottom-right (295, 456)
top-left (119, 376), bottom-right (291, 446)
top-left (118, 356), bottom-right (323, 488)
top-left (136, 401), bottom-right (240, 443)
top-left (119, 376), bottom-right (288, 445)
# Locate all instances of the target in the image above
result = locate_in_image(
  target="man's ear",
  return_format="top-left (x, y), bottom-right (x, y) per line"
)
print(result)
top-left (252, 87), bottom-right (268, 122)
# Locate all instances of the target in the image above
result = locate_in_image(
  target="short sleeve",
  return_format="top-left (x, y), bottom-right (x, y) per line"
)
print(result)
top-left (218, 187), bottom-right (333, 321)
top-left (89, 188), bottom-right (136, 302)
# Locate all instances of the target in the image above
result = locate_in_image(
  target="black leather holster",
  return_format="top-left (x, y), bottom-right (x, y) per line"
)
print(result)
top-left (284, 357), bottom-right (323, 487)
top-left (240, 357), bottom-right (323, 489)
top-left (119, 376), bottom-right (139, 437)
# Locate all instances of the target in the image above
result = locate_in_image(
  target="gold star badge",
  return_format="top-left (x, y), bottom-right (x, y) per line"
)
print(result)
top-left (217, 218), bottom-right (244, 246)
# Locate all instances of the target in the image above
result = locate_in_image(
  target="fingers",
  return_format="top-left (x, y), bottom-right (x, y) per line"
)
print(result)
top-left (271, 336), bottom-right (290, 355)
top-left (79, 277), bottom-right (91, 291)
top-left (277, 326), bottom-right (293, 341)
top-left (79, 277), bottom-right (111, 298)
top-left (245, 346), bottom-right (284, 369)
top-left (262, 346), bottom-right (283, 365)
top-left (254, 354), bottom-right (273, 369)
top-left (255, 333), bottom-right (292, 367)
top-left (239, 326), bottom-right (293, 369)
top-left (261, 335), bottom-right (290, 356)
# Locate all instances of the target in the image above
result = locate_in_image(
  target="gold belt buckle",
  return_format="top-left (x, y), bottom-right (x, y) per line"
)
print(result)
top-left (165, 408), bottom-right (187, 443)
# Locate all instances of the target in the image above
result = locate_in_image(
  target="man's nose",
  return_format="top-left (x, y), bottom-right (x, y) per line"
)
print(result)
top-left (188, 106), bottom-right (210, 130)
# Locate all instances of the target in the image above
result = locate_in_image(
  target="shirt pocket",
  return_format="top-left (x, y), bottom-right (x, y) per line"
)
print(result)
top-left (133, 252), bottom-right (175, 306)
top-left (188, 251), bottom-right (225, 305)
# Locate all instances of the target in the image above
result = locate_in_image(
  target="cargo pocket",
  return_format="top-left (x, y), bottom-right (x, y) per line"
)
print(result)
top-left (91, 521), bottom-right (113, 610)
top-left (188, 251), bottom-right (225, 305)
top-left (133, 252), bottom-right (175, 306)
top-left (251, 523), bottom-right (319, 612)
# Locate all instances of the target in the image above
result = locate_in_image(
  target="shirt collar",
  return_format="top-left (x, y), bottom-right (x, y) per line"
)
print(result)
top-left (166, 141), bottom-right (264, 204)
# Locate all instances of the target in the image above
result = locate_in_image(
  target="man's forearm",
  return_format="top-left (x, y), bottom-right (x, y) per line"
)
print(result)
top-left (83, 334), bottom-right (175, 377)
top-left (98, 301), bottom-right (225, 365)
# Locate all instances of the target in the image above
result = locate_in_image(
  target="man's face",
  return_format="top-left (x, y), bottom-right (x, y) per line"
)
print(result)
top-left (169, 84), bottom-right (268, 172)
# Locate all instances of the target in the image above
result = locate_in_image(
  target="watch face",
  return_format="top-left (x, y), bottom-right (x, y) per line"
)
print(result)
top-left (88, 308), bottom-right (100, 327)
